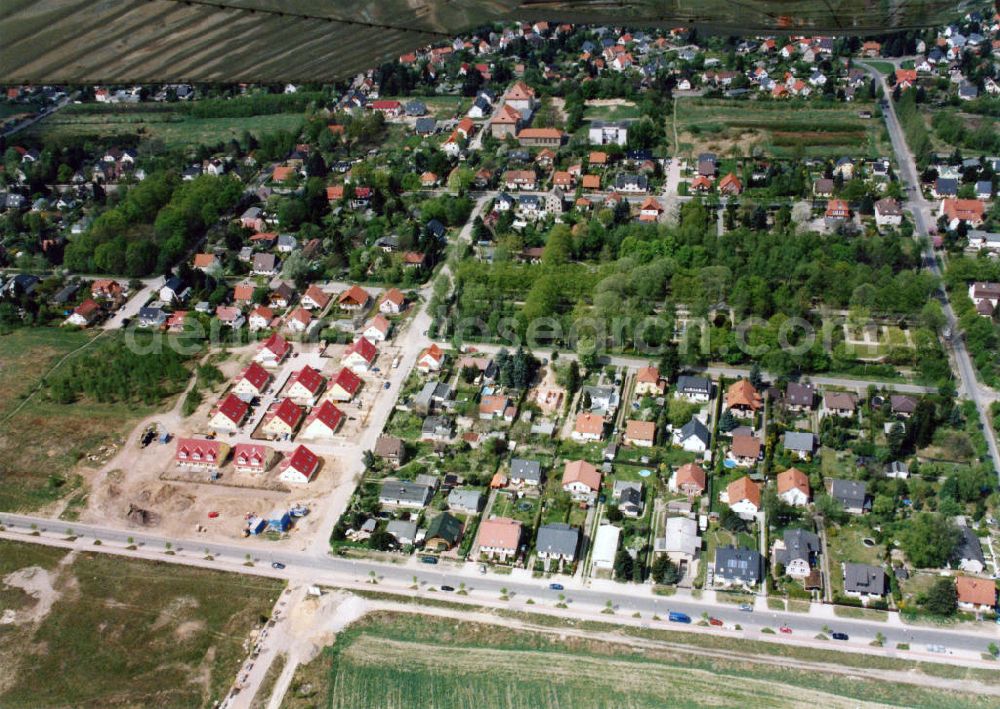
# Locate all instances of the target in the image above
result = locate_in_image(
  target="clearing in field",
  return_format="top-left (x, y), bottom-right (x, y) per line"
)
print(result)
top-left (0, 539), bottom-right (284, 708)
top-left (24, 105), bottom-right (304, 150)
top-left (0, 329), bottom-right (182, 512)
top-left (674, 98), bottom-right (886, 159)
top-left (284, 610), bottom-right (991, 709)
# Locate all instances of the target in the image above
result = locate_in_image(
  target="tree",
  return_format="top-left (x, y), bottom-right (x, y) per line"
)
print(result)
top-left (613, 549), bottom-right (633, 580)
top-left (719, 409), bottom-right (737, 433)
top-left (886, 422), bottom-right (907, 459)
top-left (921, 577), bottom-right (957, 616)
top-left (659, 342), bottom-right (680, 382)
top-left (368, 530), bottom-right (396, 551)
top-left (651, 554), bottom-right (682, 585)
top-left (748, 364), bottom-right (764, 390)
top-left (901, 512), bottom-right (959, 568)
top-left (719, 507), bottom-right (748, 533)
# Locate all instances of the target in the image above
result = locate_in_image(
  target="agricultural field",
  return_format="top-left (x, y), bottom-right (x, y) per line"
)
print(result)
top-left (23, 105), bottom-right (304, 150)
top-left (673, 98), bottom-right (889, 159)
top-left (0, 329), bottom-right (176, 512)
top-left (0, 540), bottom-right (284, 708)
top-left (284, 610), bottom-right (994, 709)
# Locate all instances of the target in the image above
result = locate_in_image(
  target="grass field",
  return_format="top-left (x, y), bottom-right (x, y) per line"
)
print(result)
top-left (25, 106), bottom-right (303, 149)
top-left (674, 98), bottom-right (886, 159)
top-left (0, 329), bottom-right (167, 512)
top-left (285, 610), bottom-right (995, 709)
top-left (584, 103), bottom-right (641, 122)
top-left (0, 540), bottom-right (284, 708)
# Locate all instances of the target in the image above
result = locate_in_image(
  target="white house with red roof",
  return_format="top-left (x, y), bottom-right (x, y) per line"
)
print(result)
top-left (362, 313), bottom-right (392, 343)
top-left (301, 284), bottom-right (331, 310)
top-left (300, 400), bottom-right (344, 439)
top-left (233, 362), bottom-right (273, 400)
top-left (215, 305), bottom-right (245, 329)
top-left (248, 305), bottom-right (275, 332)
top-left (416, 344), bottom-right (445, 373)
top-left (175, 438), bottom-right (229, 471)
top-left (343, 336), bottom-right (378, 373)
top-left (324, 367), bottom-right (363, 402)
top-left (232, 443), bottom-right (274, 474)
top-left (262, 398), bottom-right (304, 439)
top-left (65, 298), bottom-right (101, 327)
top-left (285, 307), bottom-right (313, 334)
top-left (379, 288), bottom-right (406, 314)
top-left (337, 285), bottom-right (371, 311)
top-left (255, 333), bottom-right (291, 367)
top-left (209, 394), bottom-right (249, 432)
top-left (562, 460), bottom-right (601, 504)
top-left (286, 365), bottom-right (326, 405)
top-left (279, 445), bottom-right (321, 484)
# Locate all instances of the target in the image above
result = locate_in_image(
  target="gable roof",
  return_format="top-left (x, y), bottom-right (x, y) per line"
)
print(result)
top-left (215, 393), bottom-right (249, 425)
top-left (727, 379), bottom-right (762, 410)
top-left (303, 284), bottom-right (331, 309)
top-left (291, 365), bottom-right (325, 395)
top-left (304, 400), bottom-right (343, 432)
top-left (261, 332), bottom-right (290, 358)
top-left (270, 398), bottom-right (304, 428)
top-left (731, 434), bottom-right (762, 459)
top-left (535, 523), bottom-right (580, 557)
top-left (563, 459), bottom-right (600, 491)
top-left (331, 367), bottom-right (362, 395)
top-left (675, 462), bottom-right (706, 491)
top-left (345, 336), bottom-right (378, 363)
top-left (426, 512), bottom-right (463, 545)
top-left (777, 467), bottom-right (810, 496)
top-left (574, 412), bottom-right (605, 436)
top-left (477, 517), bottom-right (522, 549)
top-left (338, 284), bottom-right (370, 306)
top-left (727, 476), bottom-right (761, 507)
top-left (625, 419), bottom-right (656, 442)
top-left (240, 362), bottom-right (272, 391)
top-left (843, 563), bottom-right (886, 595)
top-left (956, 576), bottom-right (996, 606)
top-left (283, 444), bottom-right (320, 477)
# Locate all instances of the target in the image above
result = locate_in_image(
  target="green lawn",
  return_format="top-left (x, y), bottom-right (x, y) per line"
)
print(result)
top-left (675, 98), bottom-right (886, 159)
top-left (284, 609), bottom-right (994, 709)
top-left (825, 524), bottom-right (885, 598)
top-left (0, 540), bottom-right (284, 708)
top-left (25, 107), bottom-right (304, 149)
top-left (0, 329), bottom-right (180, 512)
top-left (861, 61), bottom-right (896, 76)
top-left (583, 103), bottom-right (641, 122)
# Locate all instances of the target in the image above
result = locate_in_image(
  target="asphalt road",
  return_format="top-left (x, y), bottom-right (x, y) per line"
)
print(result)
top-left (2, 512), bottom-right (996, 657)
top-left (864, 61), bottom-right (1000, 481)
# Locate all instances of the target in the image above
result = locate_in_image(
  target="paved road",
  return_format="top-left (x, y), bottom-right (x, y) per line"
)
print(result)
top-left (1, 94), bottom-right (71, 138)
top-left (103, 276), bottom-right (164, 329)
top-left (862, 61), bottom-right (1000, 480)
top-left (2, 512), bottom-right (996, 658)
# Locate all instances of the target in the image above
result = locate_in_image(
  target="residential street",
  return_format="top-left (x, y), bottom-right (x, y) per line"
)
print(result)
top-left (861, 61), bottom-right (1000, 482)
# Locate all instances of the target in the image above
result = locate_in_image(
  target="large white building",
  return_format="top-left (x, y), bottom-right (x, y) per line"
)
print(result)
top-left (587, 121), bottom-right (628, 146)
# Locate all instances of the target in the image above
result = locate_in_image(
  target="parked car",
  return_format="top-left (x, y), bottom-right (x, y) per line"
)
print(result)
top-left (440, 585), bottom-right (455, 592)
top-left (668, 611), bottom-right (692, 624)
top-left (779, 626), bottom-right (792, 634)
top-left (420, 556), bottom-right (438, 564)
top-left (831, 632), bottom-right (849, 641)
top-left (708, 617), bottom-right (723, 626)
top-left (271, 562), bottom-right (285, 570)
top-left (548, 583), bottom-right (564, 591)
top-left (383, 381), bottom-right (391, 389)
top-left (738, 603), bottom-right (753, 612)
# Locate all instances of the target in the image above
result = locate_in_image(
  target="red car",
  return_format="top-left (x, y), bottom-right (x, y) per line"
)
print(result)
top-left (208, 511), bottom-right (220, 518)
top-left (708, 617), bottom-right (723, 626)
top-left (779, 626), bottom-right (792, 634)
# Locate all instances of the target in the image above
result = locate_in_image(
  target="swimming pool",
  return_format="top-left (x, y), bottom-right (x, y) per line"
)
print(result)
top-left (723, 459), bottom-right (737, 469)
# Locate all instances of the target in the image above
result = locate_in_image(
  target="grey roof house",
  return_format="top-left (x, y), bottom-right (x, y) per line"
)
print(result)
top-left (843, 563), bottom-right (886, 600)
top-left (447, 488), bottom-right (483, 514)
top-left (783, 431), bottom-right (817, 459)
top-left (714, 546), bottom-right (763, 588)
top-left (385, 520), bottom-right (418, 545)
top-left (829, 479), bottom-right (869, 514)
top-left (775, 528), bottom-right (820, 579)
top-left (535, 523), bottom-right (580, 562)
top-left (378, 480), bottom-right (433, 509)
top-left (952, 526), bottom-right (986, 574)
top-left (510, 458), bottom-right (542, 486)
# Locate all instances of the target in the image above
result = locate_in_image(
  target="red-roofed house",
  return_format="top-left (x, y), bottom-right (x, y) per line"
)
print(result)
top-left (343, 336), bottom-right (378, 372)
top-left (939, 198), bottom-right (985, 229)
top-left (670, 463), bottom-right (706, 497)
top-left (722, 476), bottom-right (761, 520)
top-left (638, 197), bottom-right (664, 222)
top-left (301, 284), bottom-right (331, 310)
top-left (572, 412), bottom-right (605, 442)
top-left (634, 366), bottom-right (664, 395)
top-left (233, 362), bottom-right (273, 400)
top-left (691, 174), bottom-right (713, 192)
top-left (380, 287), bottom-right (406, 315)
top-left (825, 199), bottom-right (850, 221)
top-left (91, 279), bottom-right (123, 300)
top-left (193, 253), bottom-right (219, 271)
top-left (248, 305), bottom-right (275, 332)
top-left (286, 365), bottom-right (326, 404)
top-left (300, 400), bottom-right (344, 439)
top-left (476, 517), bottom-right (522, 561)
top-left (262, 398), bottom-right (304, 439)
top-left (624, 420), bottom-right (656, 447)
top-left (285, 307), bottom-right (312, 334)
top-left (233, 282), bottom-right (255, 305)
top-left (175, 438), bottom-right (229, 471)
top-left (562, 460), bottom-right (601, 503)
top-left (956, 576), bottom-right (996, 612)
top-left (255, 333), bottom-right (291, 367)
top-left (272, 165), bottom-right (296, 184)
top-left (895, 68), bottom-right (918, 89)
top-left (65, 299), bottom-right (101, 327)
top-left (371, 100), bottom-right (402, 117)
top-left (718, 172), bottom-right (743, 195)
top-left (279, 445), bottom-right (321, 484)
top-left (232, 443), bottom-right (275, 474)
top-left (777, 467), bottom-right (811, 506)
top-left (363, 313), bottom-right (392, 343)
top-left (325, 367), bottom-right (362, 402)
top-left (337, 285), bottom-right (371, 311)
top-left (209, 394), bottom-right (250, 432)
top-left (416, 344), bottom-right (444, 373)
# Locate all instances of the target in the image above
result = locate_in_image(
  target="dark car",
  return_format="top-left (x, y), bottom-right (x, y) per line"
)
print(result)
top-left (420, 556), bottom-right (438, 564)
top-left (440, 585), bottom-right (455, 592)
top-left (548, 583), bottom-right (564, 591)
top-left (831, 632), bottom-right (849, 641)
top-left (271, 562), bottom-right (285, 570)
